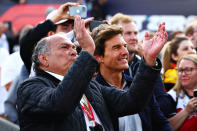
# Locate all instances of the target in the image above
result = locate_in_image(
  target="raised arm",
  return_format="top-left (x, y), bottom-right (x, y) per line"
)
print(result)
top-left (20, 2), bottom-right (79, 73)
top-left (143, 22), bottom-right (167, 66)
top-left (101, 23), bottom-right (167, 116)
top-left (74, 16), bottom-right (95, 55)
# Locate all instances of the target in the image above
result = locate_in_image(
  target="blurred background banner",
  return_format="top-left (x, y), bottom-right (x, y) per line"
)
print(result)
top-left (105, 0), bottom-right (197, 39)
top-left (106, 14), bottom-right (197, 40)
top-left (105, 0), bottom-right (197, 16)
top-left (0, 0), bottom-right (197, 37)
top-left (0, 4), bottom-right (61, 33)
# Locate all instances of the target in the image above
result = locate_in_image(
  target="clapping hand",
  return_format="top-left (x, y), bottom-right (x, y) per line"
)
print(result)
top-left (143, 22), bottom-right (168, 66)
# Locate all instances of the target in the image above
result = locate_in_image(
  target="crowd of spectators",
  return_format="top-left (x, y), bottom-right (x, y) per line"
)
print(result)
top-left (0, 1), bottom-right (197, 131)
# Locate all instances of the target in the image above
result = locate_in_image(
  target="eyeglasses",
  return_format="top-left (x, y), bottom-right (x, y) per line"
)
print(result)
top-left (177, 67), bottom-right (197, 75)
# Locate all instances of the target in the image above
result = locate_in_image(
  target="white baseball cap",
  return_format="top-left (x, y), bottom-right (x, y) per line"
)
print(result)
top-left (46, 10), bottom-right (68, 25)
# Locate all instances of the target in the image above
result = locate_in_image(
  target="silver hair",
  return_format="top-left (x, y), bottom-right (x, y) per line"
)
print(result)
top-left (32, 37), bottom-right (51, 72)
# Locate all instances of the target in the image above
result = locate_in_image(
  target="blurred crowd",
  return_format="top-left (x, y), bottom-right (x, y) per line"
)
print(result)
top-left (0, 1), bottom-right (197, 131)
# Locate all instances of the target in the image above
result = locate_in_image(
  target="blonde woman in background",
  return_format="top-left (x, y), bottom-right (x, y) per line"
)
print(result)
top-left (166, 54), bottom-right (197, 131)
top-left (162, 37), bottom-right (196, 91)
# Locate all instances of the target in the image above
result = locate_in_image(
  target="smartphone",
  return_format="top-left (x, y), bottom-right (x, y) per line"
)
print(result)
top-left (89, 20), bottom-right (106, 32)
top-left (68, 5), bottom-right (87, 18)
top-left (194, 89), bottom-right (197, 97)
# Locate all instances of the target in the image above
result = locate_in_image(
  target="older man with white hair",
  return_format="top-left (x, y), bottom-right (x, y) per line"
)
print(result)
top-left (16, 6), bottom-right (168, 130)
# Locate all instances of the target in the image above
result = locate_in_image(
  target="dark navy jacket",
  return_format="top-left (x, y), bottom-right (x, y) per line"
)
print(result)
top-left (125, 55), bottom-right (176, 119)
top-left (17, 51), bottom-right (162, 131)
top-left (96, 70), bottom-right (173, 131)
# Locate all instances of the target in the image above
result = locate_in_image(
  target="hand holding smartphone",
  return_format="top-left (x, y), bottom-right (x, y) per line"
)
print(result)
top-left (68, 5), bottom-right (87, 18)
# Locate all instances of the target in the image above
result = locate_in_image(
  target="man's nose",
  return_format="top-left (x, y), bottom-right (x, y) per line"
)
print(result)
top-left (70, 48), bottom-right (77, 56)
top-left (130, 33), bottom-right (137, 39)
top-left (122, 46), bottom-right (129, 54)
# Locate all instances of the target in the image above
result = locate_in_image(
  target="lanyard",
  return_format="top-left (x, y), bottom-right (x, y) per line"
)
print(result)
top-left (81, 95), bottom-right (97, 126)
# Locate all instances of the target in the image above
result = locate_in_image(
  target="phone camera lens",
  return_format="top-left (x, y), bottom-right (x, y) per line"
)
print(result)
top-left (76, 9), bottom-right (80, 13)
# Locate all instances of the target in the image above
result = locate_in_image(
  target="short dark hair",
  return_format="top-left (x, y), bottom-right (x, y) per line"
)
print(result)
top-left (162, 37), bottom-right (189, 72)
top-left (168, 30), bottom-right (184, 41)
top-left (91, 24), bottom-right (123, 56)
top-left (170, 37), bottom-right (189, 57)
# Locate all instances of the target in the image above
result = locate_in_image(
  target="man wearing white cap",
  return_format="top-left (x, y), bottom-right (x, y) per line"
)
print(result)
top-left (20, 2), bottom-right (82, 74)
top-left (46, 8), bottom-right (75, 36)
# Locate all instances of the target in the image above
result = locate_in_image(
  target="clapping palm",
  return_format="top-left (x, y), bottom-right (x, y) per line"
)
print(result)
top-left (143, 22), bottom-right (168, 65)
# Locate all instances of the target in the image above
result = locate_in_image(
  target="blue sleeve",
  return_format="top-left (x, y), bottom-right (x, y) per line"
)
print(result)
top-left (101, 58), bottom-right (162, 116)
top-left (153, 76), bottom-right (177, 118)
top-left (151, 95), bottom-right (173, 131)
top-left (4, 77), bottom-right (19, 124)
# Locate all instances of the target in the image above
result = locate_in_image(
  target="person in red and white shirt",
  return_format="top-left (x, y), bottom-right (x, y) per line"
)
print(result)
top-left (168, 54), bottom-right (197, 131)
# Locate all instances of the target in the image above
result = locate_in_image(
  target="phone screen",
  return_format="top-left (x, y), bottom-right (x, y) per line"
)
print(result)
top-left (68, 5), bottom-right (87, 18)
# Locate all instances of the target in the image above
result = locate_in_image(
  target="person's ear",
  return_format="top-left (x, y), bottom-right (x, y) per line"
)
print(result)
top-left (94, 55), bottom-right (104, 63)
top-left (38, 54), bottom-right (49, 67)
top-left (171, 53), bottom-right (178, 62)
top-left (48, 31), bottom-right (55, 36)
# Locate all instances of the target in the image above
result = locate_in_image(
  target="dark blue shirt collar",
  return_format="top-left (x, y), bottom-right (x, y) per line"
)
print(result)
top-left (96, 72), bottom-right (133, 90)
